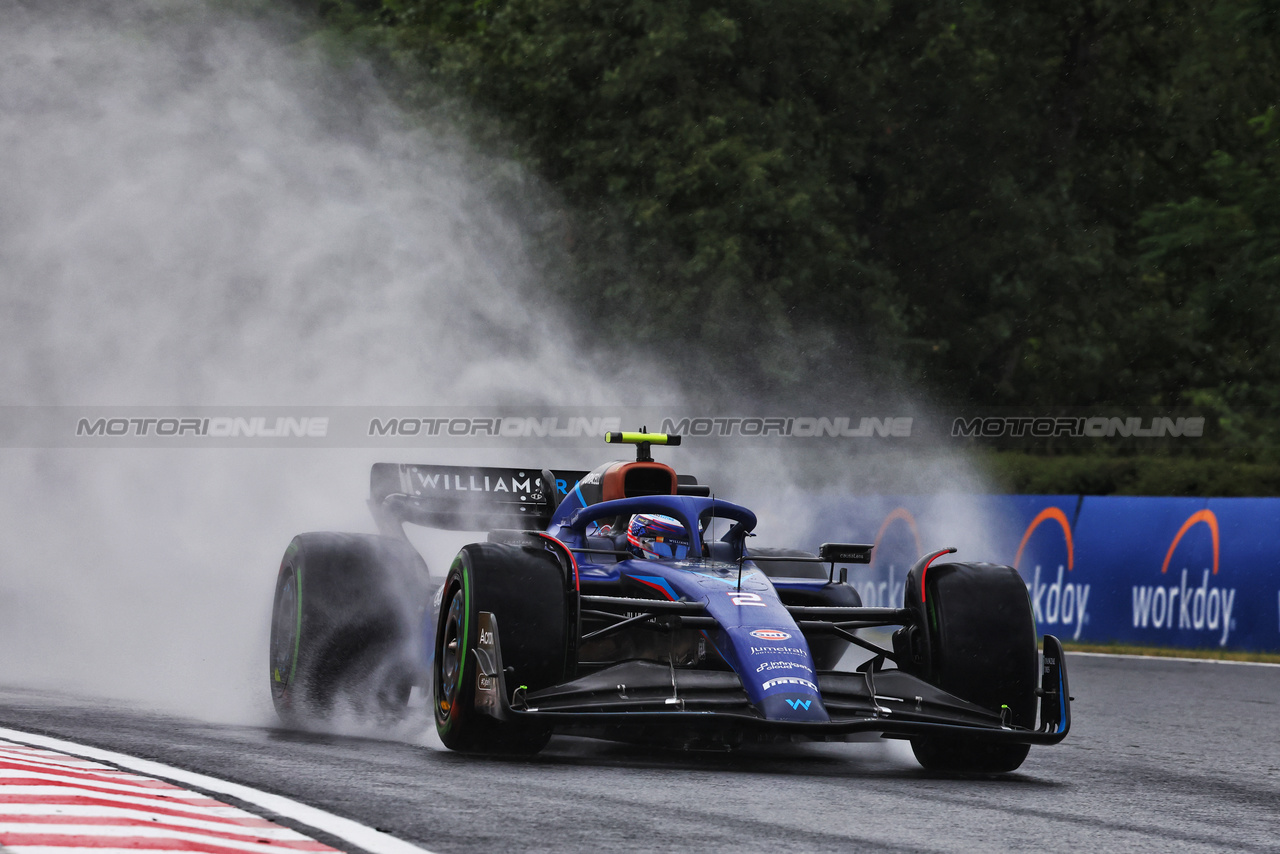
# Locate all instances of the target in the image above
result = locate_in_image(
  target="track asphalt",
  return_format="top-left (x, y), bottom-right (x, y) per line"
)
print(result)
top-left (0, 655), bottom-right (1276, 853)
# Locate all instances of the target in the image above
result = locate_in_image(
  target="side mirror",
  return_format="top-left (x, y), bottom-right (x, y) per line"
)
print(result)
top-left (818, 543), bottom-right (874, 564)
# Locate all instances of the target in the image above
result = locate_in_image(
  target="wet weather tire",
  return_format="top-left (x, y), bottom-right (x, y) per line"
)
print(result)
top-left (434, 543), bottom-right (568, 754)
top-left (269, 533), bottom-right (429, 725)
top-left (900, 561), bottom-right (1038, 773)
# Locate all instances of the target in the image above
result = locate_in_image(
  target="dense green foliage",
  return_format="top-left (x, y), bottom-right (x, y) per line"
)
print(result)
top-left (981, 451), bottom-right (1280, 496)
top-left (296, 0), bottom-right (1280, 432)
top-left (1139, 108), bottom-right (1280, 455)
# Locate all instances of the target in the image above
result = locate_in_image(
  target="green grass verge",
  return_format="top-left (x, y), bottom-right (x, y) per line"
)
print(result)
top-left (1061, 640), bottom-right (1280, 664)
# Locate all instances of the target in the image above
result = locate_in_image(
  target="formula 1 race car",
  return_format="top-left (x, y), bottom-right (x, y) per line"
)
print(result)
top-left (268, 433), bottom-right (1071, 772)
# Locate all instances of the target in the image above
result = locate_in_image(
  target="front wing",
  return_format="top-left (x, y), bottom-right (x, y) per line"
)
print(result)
top-left (472, 617), bottom-right (1072, 745)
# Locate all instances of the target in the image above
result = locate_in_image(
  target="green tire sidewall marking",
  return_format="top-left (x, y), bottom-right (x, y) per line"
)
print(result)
top-left (460, 566), bottom-right (470, 703)
top-left (275, 555), bottom-right (303, 691)
top-left (439, 557), bottom-right (470, 735)
top-left (290, 558), bottom-right (302, 686)
top-left (272, 538), bottom-right (304, 691)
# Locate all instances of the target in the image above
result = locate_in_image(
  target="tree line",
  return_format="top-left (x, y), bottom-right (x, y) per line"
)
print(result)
top-left (294, 0), bottom-right (1280, 458)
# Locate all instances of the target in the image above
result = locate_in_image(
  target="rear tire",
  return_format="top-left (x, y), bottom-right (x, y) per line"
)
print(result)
top-left (433, 543), bottom-right (568, 754)
top-left (269, 533), bottom-right (429, 725)
top-left (899, 561), bottom-right (1037, 773)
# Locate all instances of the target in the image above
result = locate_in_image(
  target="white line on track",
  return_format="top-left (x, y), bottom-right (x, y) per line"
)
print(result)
top-left (0, 729), bottom-right (438, 854)
top-left (1067, 650), bottom-right (1280, 667)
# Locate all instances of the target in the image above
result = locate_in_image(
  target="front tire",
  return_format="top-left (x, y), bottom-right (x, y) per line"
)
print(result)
top-left (434, 542), bottom-right (568, 754)
top-left (899, 561), bottom-right (1038, 773)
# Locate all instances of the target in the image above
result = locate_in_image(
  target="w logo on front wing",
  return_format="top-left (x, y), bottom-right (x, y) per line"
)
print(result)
top-left (785, 699), bottom-right (812, 711)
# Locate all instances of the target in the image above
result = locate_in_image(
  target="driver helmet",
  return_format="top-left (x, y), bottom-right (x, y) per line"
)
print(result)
top-left (627, 514), bottom-right (691, 560)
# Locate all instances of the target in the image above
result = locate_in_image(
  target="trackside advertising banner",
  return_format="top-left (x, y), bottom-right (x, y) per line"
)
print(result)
top-left (804, 496), bottom-right (1280, 654)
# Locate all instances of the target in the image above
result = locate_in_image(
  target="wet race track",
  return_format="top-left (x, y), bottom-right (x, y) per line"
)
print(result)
top-left (0, 654), bottom-right (1277, 854)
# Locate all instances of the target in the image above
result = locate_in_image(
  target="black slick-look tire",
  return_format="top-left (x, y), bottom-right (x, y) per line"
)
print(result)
top-left (899, 561), bottom-right (1038, 773)
top-left (434, 542), bottom-right (568, 754)
top-left (269, 533), bottom-right (429, 725)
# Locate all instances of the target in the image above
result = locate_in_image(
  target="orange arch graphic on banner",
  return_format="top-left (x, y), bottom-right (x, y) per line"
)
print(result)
top-left (871, 507), bottom-right (923, 565)
top-left (1013, 507), bottom-right (1074, 571)
top-left (1161, 509), bottom-right (1219, 575)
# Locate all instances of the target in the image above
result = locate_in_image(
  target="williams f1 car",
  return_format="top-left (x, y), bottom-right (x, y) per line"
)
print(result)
top-left (268, 432), bottom-right (1070, 772)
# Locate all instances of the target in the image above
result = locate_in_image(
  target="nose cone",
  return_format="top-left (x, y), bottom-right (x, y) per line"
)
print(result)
top-left (760, 691), bottom-right (830, 722)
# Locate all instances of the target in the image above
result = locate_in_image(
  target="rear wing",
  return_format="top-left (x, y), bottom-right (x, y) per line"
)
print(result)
top-left (369, 463), bottom-right (588, 533)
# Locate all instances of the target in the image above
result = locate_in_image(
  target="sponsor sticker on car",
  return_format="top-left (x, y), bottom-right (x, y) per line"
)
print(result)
top-left (749, 645), bottom-right (808, 656)
top-left (756, 660), bottom-right (813, 673)
top-left (750, 629), bottom-right (791, 640)
top-left (761, 676), bottom-right (818, 693)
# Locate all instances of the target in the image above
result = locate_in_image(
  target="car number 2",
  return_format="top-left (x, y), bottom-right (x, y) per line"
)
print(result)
top-left (728, 591), bottom-right (766, 607)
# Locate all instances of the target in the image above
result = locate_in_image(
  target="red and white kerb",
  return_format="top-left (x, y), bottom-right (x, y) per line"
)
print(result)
top-left (0, 739), bottom-right (341, 854)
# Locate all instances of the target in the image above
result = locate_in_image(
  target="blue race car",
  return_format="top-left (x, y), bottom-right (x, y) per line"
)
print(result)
top-left (268, 432), bottom-right (1070, 772)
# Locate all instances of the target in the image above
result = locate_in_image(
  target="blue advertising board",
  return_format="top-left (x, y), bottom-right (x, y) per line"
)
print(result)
top-left (803, 495), bottom-right (1280, 653)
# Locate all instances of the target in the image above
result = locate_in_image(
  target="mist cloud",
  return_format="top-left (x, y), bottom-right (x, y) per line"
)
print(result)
top-left (0, 0), bottom-right (624, 722)
top-left (0, 0), bottom-right (997, 728)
